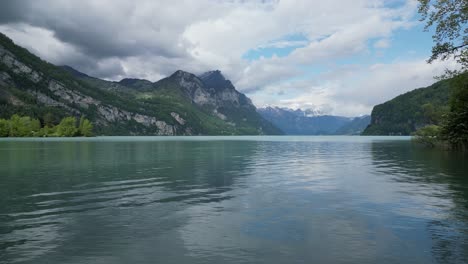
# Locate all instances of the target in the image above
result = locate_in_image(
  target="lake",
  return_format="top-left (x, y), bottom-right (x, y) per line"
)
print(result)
top-left (1, 136), bottom-right (467, 263)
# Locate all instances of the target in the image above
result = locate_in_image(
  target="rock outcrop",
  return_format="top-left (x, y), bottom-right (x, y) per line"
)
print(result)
top-left (0, 32), bottom-right (281, 135)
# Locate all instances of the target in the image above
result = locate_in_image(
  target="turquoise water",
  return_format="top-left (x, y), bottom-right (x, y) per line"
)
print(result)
top-left (0, 136), bottom-right (467, 263)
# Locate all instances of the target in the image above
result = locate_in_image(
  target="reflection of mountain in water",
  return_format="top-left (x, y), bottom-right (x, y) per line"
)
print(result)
top-left (2, 138), bottom-right (468, 263)
top-left (371, 142), bottom-right (468, 263)
top-left (0, 139), bottom-right (259, 263)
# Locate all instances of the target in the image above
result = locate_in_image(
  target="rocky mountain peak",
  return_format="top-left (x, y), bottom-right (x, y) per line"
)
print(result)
top-left (199, 70), bottom-right (235, 93)
top-left (199, 70), bottom-right (225, 82)
top-left (0, 32), bottom-right (282, 135)
top-left (171, 70), bottom-right (197, 80)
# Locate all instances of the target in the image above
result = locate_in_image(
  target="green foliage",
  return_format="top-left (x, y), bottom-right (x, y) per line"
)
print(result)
top-left (417, 0), bottom-right (467, 77)
top-left (7, 115), bottom-right (22, 137)
top-left (55, 117), bottom-right (78, 137)
top-left (363, 78), bottom-right (452, 135)
top-left (7, 114), bottom-right (41, 137)
top-left (78, 116), bottom-right (93, 137)
top-left (0, 114), bottom-right (93, 137)
top-left (441, 74), bottom-right (468, 149)
top-left (0, 119), bottom-right (9, 137)
top-left (417, 1), bottom-right (467, 150)
top-left (413, 125), bottom-right (443, 147)
top-left (39, 125), bottom-right (57, 137)
top-left (0, 32), bottom-right (279, 136)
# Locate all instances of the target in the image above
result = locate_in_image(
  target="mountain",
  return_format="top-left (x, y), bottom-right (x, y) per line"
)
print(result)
top-left (335, 115), bottom-right (371, 135)
top-left (0, 32), bottom-right (281, 135)
top-left (257, 107), bottom-right (366, 135)
top-left (118, 78), bottom-right (153, 90)
top-left (362, 78), bottom-right (453, 135)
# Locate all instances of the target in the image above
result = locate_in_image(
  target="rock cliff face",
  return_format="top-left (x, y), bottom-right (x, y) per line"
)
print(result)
top-left (0, 45), bottom-right (43, 83)
top-left (0, 38), bottom-right (179, 135)
top-left (170, 70), bottom-right (216, 106)
top-left (199, 70), bottom-right (254, 108)
top-left (160, 69), bottom-right (253, 111)
top-left (140, 69), bottom-right (282, 135)
top-left (0, 32), bottom-right (281, 135)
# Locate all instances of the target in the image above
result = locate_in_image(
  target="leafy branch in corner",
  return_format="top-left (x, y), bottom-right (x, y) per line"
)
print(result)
top-left (418, 0), bottom-right (467, 78)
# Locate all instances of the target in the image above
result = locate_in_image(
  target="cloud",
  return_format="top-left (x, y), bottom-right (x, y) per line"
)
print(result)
top-left (0, 0), bottom-right (446, 116)
top-left (249, 58), bottom-right (457, 116)
top-left (0, 24), bottom-right (127, 79)
top-left (374, 38), bottom-right (391, 49)
top-left (256, 40), bottom-right (309, 49)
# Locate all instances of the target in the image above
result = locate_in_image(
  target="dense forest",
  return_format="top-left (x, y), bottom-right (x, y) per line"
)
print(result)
top-left (362, 77), bottom-right (453, 135)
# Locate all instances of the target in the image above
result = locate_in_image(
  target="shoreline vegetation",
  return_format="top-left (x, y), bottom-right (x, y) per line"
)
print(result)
top-left (411, 73), bottom-right (468, 151)
top-left (411, 1), bottom-right (467, 151)
top-left (0, 114), bottom-right (93, 137)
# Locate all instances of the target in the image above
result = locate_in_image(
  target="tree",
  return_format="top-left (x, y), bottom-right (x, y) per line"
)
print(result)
top-left (8, 115), bottom-right (23, 137)
top-left (8, 115), bottom-right (40, 137)
top-left (413, 124), bottom-right (442, 147)
top-left (441, 73), bottom-right (468, 148)
top-left (78, 116), bottom-right (93, 137)
top-left (43, 112), bottom-right (55, 127)
top-left (30, 117), bottom-right (41, 133)
top-left (56, 117), bottom-right (78, 137)
top-left (0, 115), bottom-right (94, 137)
top-left (0, 119), bottom-right (9, 137)
top-left (418, 0), bottom-right (468, 149)
top-left (40, 125), bottom-right (56, 137)
top-left (418, 0), bottom-right (467, 77)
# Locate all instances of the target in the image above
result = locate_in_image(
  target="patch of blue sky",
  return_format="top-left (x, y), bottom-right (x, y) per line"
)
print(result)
top-left (242, 46), bottom-right (298, 60)
top-left (243, 18), bottom-right (437, 87)
top-left (293, 24), bottom-right (435, 80)
top-left (313, 23), bottom-right (434, 70)
top-left (242, 33), bottom-right (308, 61)
top-left (382, 0), bottom-right (408, 9)
top-left (368, 24), bottom-right (435, 63)
top-left (296, 65), bottom-right (327, 77)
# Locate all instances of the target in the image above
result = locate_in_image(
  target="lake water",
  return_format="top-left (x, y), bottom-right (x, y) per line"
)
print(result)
top-left (1, 136), bottom-right (467, 263)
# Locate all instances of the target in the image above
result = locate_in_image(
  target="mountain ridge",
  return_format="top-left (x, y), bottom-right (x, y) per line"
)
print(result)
top-left (257, 106), bottom-right (370, 135)
top-left (0, 32), bottom-right (281, 135)
top-left (362, 77), bottom-right (453, 135)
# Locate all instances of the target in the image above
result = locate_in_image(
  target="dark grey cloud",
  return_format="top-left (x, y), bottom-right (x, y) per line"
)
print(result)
top-left (0, 1), bottom-right (189, 59)
top-left (1, 0), bottom-right (445, 117)
top-left (57, 53), bottom-right (126, 80)
top-left (0, 0), bottom-right (203, 79)
top-left (0, 1), bottom-right (26, 24)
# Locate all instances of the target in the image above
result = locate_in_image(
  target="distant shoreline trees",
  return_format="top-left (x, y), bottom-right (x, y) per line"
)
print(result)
top-left (0, 114), bottom-right (93, 137)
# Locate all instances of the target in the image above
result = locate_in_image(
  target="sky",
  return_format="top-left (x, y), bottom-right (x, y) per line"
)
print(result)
top-left (0, 0), bottom-right (458, 116)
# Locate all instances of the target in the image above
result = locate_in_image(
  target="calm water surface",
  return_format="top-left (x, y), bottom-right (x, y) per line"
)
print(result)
top-left (1, 136), bottom-right (468, 263)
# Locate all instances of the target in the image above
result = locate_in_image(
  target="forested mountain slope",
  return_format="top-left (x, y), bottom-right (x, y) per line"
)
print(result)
top-left (362, 78), bottom-right (453, 135)
top-left (0, 32), bottom-right (281, 135)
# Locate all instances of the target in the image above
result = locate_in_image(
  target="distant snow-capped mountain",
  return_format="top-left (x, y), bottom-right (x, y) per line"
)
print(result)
top-left (257, 106), bottom-right (370, 135)
top-left (261, 106), bottom-right (326, 116)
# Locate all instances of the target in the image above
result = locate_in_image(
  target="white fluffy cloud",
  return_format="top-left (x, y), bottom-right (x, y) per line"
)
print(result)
top-left (249, 58), bottom-right (457, 116)
top-left (0, 0), bottom-right (450, 116)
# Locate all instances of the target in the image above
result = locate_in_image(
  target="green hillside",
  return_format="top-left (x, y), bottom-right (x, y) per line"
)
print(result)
top-left (0, 32), bottom-right (281, 136)
top-left (362, 78), bottom-right (454, 135)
